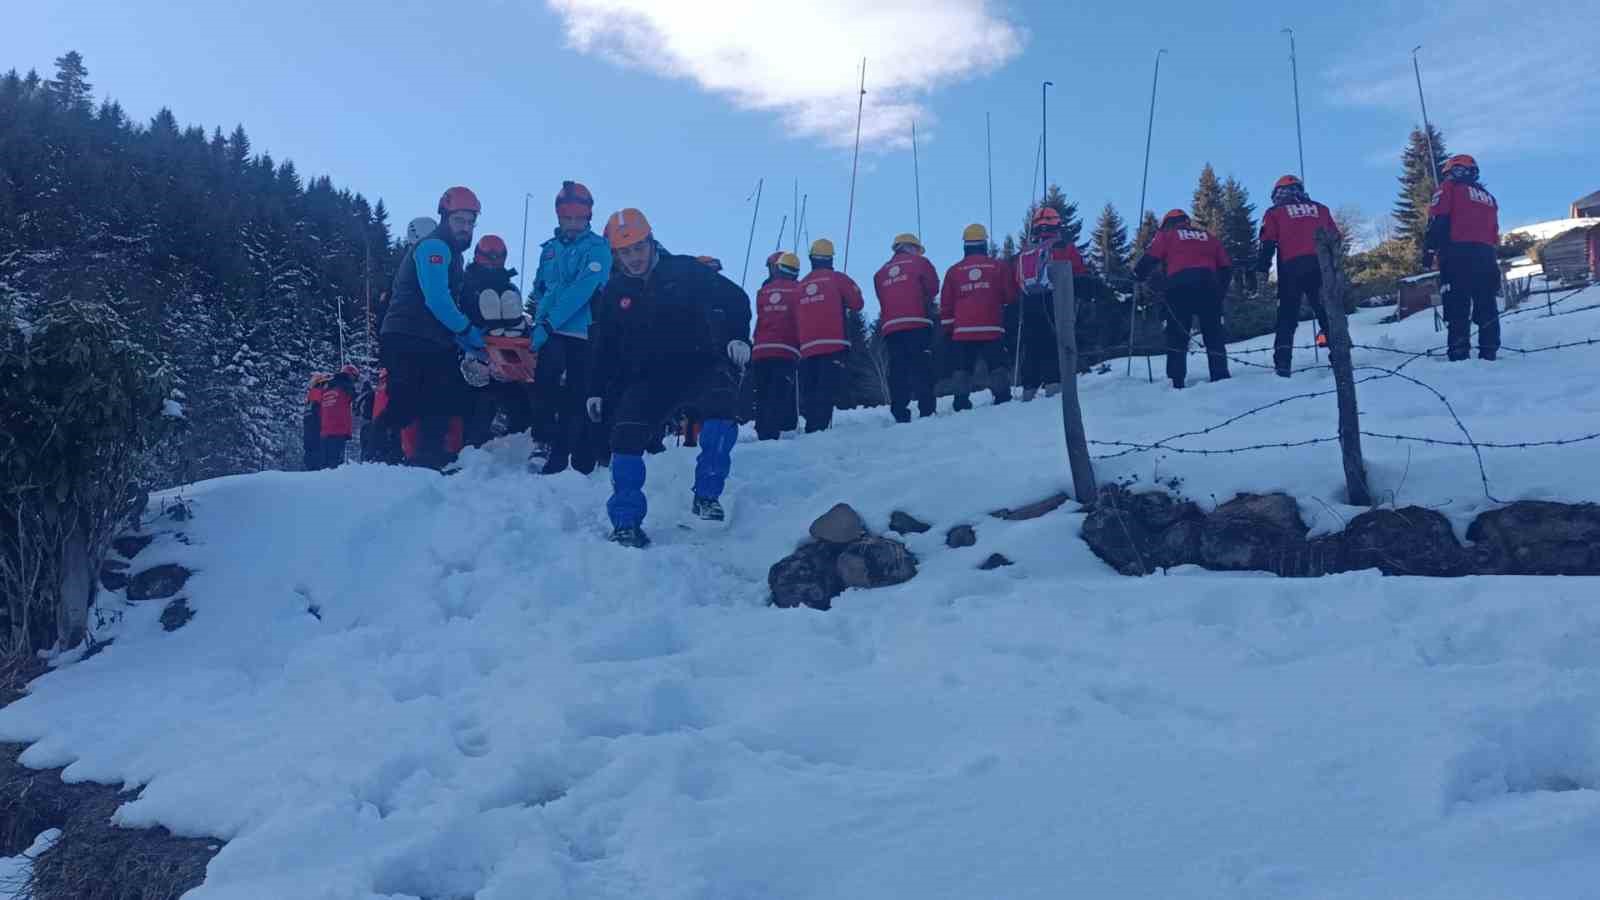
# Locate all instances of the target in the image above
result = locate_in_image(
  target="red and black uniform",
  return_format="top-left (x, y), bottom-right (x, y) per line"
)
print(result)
top-left (796, 267), bottom-right (864, 432)
top-left (1015, 239), bottom-right (1091, 391)
top-left (1425, 179), bottom-right (1501, 360)
top-left (317, 371), bottom-right (356, 469)
top-left (941, 253), bottom-right (1018, 408)
top-left (750, 278), bottom-right (803, 440)
top-left (873, 252), bottom-right (941, 421)
top-left (302, 374), bottom-right (328, 470)
top-left (1135, 224), bottom-right (1232, 386)
top-left (1257, 198), bottom-right (1339, 373)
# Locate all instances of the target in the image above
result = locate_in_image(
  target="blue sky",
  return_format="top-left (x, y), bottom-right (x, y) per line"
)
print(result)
top-left (7, 0), bottom-right (1596, 308)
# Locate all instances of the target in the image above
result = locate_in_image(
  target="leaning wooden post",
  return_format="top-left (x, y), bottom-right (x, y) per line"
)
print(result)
top-left (1315, 228), bottom-right (1372, 506)
top-left (1050, 261), bottom-right (1097, 506)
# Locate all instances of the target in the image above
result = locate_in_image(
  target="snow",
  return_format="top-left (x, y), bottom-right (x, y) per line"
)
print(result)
top-left (0, 829), bottom-right (60, 893)
top-left (3, 288), bottom-right (1600, 898)
top-left (1507, 217), bottom-right (1600, 242)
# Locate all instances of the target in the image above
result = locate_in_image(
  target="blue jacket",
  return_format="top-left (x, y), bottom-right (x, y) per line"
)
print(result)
top-left (382, 228), bottom-right (469, 349)
top-left (531, 228), bottom-right (611, 348)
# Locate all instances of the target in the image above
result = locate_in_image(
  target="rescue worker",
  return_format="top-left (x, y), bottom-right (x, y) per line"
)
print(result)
top-left (530, 181), bottom-right (612, 474)
top-left (318, 365), bottom-right (358, 468)
top-left (1256, 175), bottom-right (1340, 376)
top-left (586, 209), bottom-right (752, 548)
top-left (750, 252), bottom-right (804, 440)
top-left (1015, 207), bottom-right (1096, 395)
top-left (1424, 154), bottom-right (1501, 361)
top-left (873, 233), bottom-right (940, 422)
top-left (941, 224), bottom-right (1017, 409)
top-left (302, 372), bottom-right (329, 470)
top-left (796, 238), bottom-right (864, 432)
top-left (1134, 209), bottom-right (1232, 389)
top-left (378, 186), bottom-right (486, 469)
top-left (460, 234), bottom-right (530, 447)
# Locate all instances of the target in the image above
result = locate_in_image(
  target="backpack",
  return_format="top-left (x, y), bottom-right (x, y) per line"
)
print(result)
top-left (1015, 243), bottom-right (1056, 295)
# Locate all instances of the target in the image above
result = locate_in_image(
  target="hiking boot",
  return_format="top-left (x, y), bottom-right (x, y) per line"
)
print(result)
top-left (1043, 382), bottom-right (1061, 398)
top-left (692, 496), bottom-right (725, 521)
top-left (1171, 378), bottom-right (1186, 390)
top-left (1276, 366), bottom-right (1292, 378)
top-left (1479, 350), bottom-right (1497, 361)
top-left (539, 456), bottom-right (570, 476)
top-left (1021, 387), bottom-right (1038, 402)
top-left (609, 526), bottom-right (651, 549)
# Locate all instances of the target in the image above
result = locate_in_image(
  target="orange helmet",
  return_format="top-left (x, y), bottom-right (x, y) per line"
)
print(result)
top-left (437, 186), bottom-right (481, 218)
top-left (1162, 209), bottom-right (1190, 227)
top-left (605, 208), bottom-right (652, 250)
top-left (1441, 154), bottom-right (1479, 181)
top-left (1271, 174), bottom-right (1306, 204)
top-left (1031, 207), bottom-right (1063, 232)
top-left (556, 180), bottom-right (594, 218)
top-left (473, 234), bottom-right (508, 267)
top-left (1273, 174), bottom-right (1303, 191)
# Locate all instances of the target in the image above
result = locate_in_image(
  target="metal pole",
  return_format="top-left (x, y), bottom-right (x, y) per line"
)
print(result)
top-left (1126, 49), bottom-right (1166, 377)
top-left (843, 57), bottom-right (867, 274)
top-left (1041, 81), bottom-right (1053, 199)
top-left (740, 177), bottom-right (764, 290)
top-left (797, 194), bottom-right (809, 255)
top-left (793, 178), bottom-right (800, 255)
top-left (986, 112), bottom-right (995, 247)
top-left (912, 120), bottom-right (924, 240)
top-left (1412, 46), bottom-right (1439, 192)
top-left (773, 214), bottom-right (787, 252)
top-left (1284, 28), bottom-right (1305, 183)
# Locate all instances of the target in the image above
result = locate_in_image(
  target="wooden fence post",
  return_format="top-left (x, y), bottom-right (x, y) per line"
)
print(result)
top-left (1050, 262), bottom-right (1098, 505)
top-left (1315, 229), bottom-right (1372, 506)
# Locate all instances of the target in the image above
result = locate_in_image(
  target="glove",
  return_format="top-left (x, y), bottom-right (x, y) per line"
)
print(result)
top-left (585, 397), bottom-right (604, 423)
top-left (727, 339), bottom-right (751, 367)
top-left (530, 320), bottom-right (553, 352)
top-left (454, 326), bottom-right (486, 358)
top-left (1420, 250), bottom-right (1436, 271)
top-left (459, 355), bottom-right (492, 388)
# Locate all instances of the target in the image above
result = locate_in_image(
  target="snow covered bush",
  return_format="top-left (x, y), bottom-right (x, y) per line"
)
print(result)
top-left (0, 296), bottom-right (170, 655)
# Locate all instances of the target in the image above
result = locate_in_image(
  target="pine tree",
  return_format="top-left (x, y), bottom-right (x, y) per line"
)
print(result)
top-left (1089, 203), bottom-right (1131, 278)
top-left (226, 124), bottom-right (251, 174)
top-left (1392, 124), bottom-right (1447, 250)
top-left (45, 51), bottom-right (92, 113)
top-left (1191, 164), bottom-right (1226, 235)
top-left (1130, 211), bottom-right (1160, 263)
top-left (1219, 177), bottom-right (1257, 278)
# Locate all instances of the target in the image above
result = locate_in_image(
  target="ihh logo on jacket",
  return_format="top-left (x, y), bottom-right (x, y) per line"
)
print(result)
top-left (1176, 229), bottom-right (1209, 241)
top-left (1284, 203), bottom-right (1319, 219)
top-left (1467, 186), bottom-right (1495, 207)
top-left (967, 267), bottom-right (984, 281)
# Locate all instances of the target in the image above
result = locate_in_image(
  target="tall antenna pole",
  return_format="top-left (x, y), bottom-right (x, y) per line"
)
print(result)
top-left (519, 192), bottom-right (534, 295)
top-left (363, 225), bottom-right (372, 354)
top-left (912, 120), bottom-right (924, 239)
top-left (792, 179), bottom-right (800, 255)
top-left (1041, 81), bottom-right (1054, 199)
top-left (843, 57), bottom-right (867, 273)
top-left (1284, 28), bottom-right (1306, 182)
top-left (1126, 48), bottom-right (1167, 377)
top-left (1411, 46), bottom-right (1440, 192)
top-left (740, 177), bottom-right (764, 290)
top-left (773, 214), bottom-right (788, 252)
top-left (797, 194), bottom-right (809, 255)
top-left (986, 112), bottom-right (995, 246)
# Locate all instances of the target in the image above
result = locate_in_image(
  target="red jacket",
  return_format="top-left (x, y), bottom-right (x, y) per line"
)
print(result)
top-left (873, 252), bottom-right (940, 335)
top-left (319, 379), bottom-right (354, 439)
top-left (941, 254), bottom-right (1017, 342)
top-left (1144, 226), bottom-right (1232, 276)
top-left (1426, 180), bottom-right (1499, 249)
top-left (796, 268), bottom-right (864, 358)
top-left (1259, 201), bottom-right (1340, 265)
top-left (752, 279), bottom-right (803, 361)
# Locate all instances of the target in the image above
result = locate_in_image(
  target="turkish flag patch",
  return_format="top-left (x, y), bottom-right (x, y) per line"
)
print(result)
top-left (428, 254), bottom-right (444, 265)
top-left (620, 296), bottom-right (634, 310)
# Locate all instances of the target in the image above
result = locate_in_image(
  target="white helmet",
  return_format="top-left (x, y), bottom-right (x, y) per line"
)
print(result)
top-left (404, 216), bottom-right (437, 246)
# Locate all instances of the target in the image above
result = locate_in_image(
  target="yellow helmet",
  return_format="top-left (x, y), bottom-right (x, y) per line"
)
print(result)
top-left (962, 224), bottom-right (988, 243)
top-left (809, 238), bottom-right (835, 258)
top-left (892, 233), bottom-right (923, 251)
top-left (777, 252), bottom-right (801, 274)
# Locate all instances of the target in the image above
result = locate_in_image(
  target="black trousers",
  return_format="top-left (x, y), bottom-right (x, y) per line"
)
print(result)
top-left (884, 328), bottom-right (936, 421)
top-left (320, 437), bottom-right (348, 469)
top-left (1017, 292), bottom-right (1059, 390)
top-left (800, 352), bottom-right (846, 433)
top-left (610, 357), bottom-right (740, 455)
top-left (750, 358), bottom-right (798, 440)
top-left (953, 340), bottom-right (1010, 409)
top-left (1163, 284), bottom-right (1230, 385)
top-left (302, 409), bottom-right (322, 471)
top-left (1441, 244), bottom-right (1501, 360)
top-left (1274, 257), bottom-right (1327, 372)
top-left (378, 341), bottom-right (465, 468)
top-left (535, 334), bottom-right (600, 472)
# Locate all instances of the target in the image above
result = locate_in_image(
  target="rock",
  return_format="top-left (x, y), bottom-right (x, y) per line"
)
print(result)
top-left (946, 525), bottom-right (977, 549)
top-left (991, 492), bottom-right (1071, 522)
top-left (1467, 501), bottom-right (1600, 575)
top-left (160, 598), bottom-right (194, 632)
top-left (1199, 493), bottom-right (1309, 572)
top-left (978, 553), bottom-right (1013, 570)
top-left (100, 559), bottom-right (130, 592)
top-left (769, 542), bottom-right (846, 611)
top-left (809, 503), bottom-right (867, 545)
top-left (127, 563), bottom-right (192, 603)
top-left (888, 511), bottom-right (932, 535)
top-left (112, 534), bottom-right (154, 559)
top-left (836, 536), bottom-right (917, 589)
top-left (1339, 506), bottom-right (1470, 576)
top-left (1080, 487), bottom-right (1206, 575)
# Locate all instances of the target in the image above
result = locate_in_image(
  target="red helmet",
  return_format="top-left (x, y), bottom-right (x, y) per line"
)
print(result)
top-left (1441, 154), bottom-right (1479, 181)
top-left (438, 186), bottom-right (481, 218)
top-left (1271, 174), bottom-right (1306, 204)
top-left (605, 208), bottom-right (652, 250)
top-left (474, 234), bottom-right (508, 267)
top-left (765, 251), bottom-right (783, 268)
top-left (555, 180), bottom-right (594, 218)
top-left (1273, 174), bottom-right (1303, 191)
top-left (1162, 209), bottom-right (1190, 227)
top-left (1031, 207), bottom-right (1063, 232)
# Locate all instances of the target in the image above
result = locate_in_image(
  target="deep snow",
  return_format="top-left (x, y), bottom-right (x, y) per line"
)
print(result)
top-left (3, 287), bottom-right (1600, 899)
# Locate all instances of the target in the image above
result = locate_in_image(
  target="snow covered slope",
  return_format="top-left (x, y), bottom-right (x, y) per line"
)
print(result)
top-left (3, 287), bottom-right (1600, 899)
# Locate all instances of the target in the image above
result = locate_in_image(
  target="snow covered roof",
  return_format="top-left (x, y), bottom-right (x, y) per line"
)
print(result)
top-left (1573, 190), bottom-right (1600, 211)
top-left (1508, 217), bottom-right (1600, 241)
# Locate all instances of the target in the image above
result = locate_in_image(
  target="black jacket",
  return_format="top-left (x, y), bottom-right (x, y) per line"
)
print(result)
top-left (589, 249), bottom-right (752, 398)
top-left (381, 225), bottom-right (465, 350)
top-left (460, 264), bottom-right (520, 328)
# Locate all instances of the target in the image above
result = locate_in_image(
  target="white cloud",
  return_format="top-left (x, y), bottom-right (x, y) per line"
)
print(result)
top-left (546, 0), bottom-right (1024, 150)
top-left (1322, 0), bottom-right (1599, 161)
